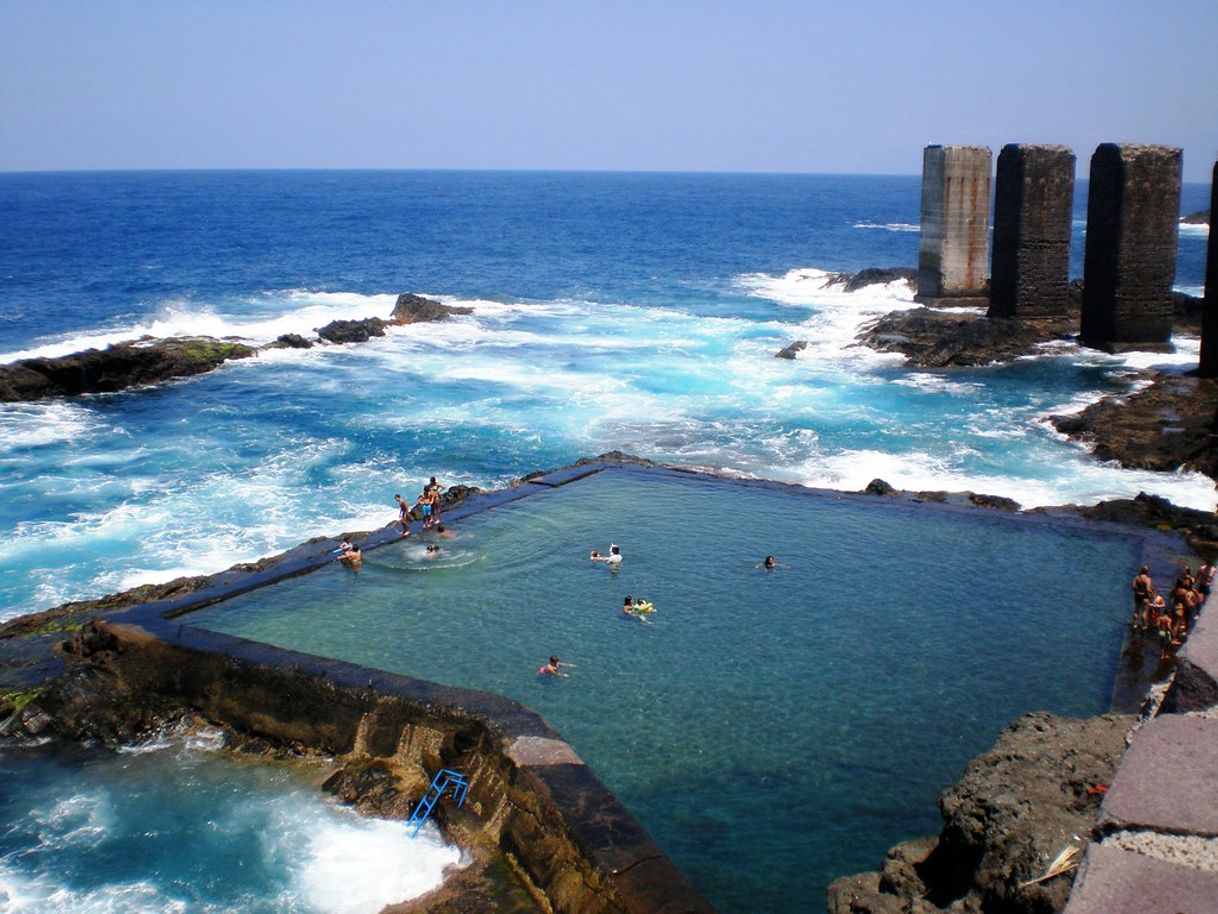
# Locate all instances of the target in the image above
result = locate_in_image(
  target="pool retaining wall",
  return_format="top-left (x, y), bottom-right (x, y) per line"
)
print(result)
top-left (62, 614), bottom-right (713, 914)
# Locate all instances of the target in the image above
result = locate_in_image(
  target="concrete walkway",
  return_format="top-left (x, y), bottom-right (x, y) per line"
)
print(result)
top-left (1064, 608), bottom-right (1218, 914)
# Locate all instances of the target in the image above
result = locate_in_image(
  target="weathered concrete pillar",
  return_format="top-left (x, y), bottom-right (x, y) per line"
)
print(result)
top-left (1080, 143), bottom-right (1182, 352)
top-left (917, 145), bottom-right (992, 301)
top-left (1199, 161), bottom-right (1218, 376)
top-left (988, 144), bottom-right (1075, 320)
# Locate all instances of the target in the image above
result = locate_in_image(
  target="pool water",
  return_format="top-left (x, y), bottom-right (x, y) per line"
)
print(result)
top-left (0, 730), bottom-right (462, 914)
top-left (194, 469), bottom-right (1141, 913)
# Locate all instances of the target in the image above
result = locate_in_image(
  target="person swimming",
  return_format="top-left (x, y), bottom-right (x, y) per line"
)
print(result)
top-left (621, 595), bottom-right (651, 623)
top-left (755, 555), bottom-right (789, 570)
top-left (337, 542), bottom-right (362, 567)
top-left (537, 655), bottom-right (573, 677)
top-left (425, 543), bottom-right (440, 559)
top-left (591, 544), bottom-right (622, 565)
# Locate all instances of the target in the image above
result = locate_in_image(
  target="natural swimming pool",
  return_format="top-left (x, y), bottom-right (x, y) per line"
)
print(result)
top-left (192, 467), bottom-right (1144, 913)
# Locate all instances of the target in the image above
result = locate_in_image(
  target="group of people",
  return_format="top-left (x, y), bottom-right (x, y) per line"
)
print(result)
top-left (1131, 561), bottom-right (1213, 660)
top-left (396, 476), bottom-right (446, 537)
top-left (334, 476), bottom-right (452, 571)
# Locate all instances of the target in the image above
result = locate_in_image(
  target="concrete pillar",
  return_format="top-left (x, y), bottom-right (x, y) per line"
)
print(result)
top-left (1199, 161), bottom-right (1218, 376)
top-left (917, 145), bottom-right (992, 301)
top-left (1080, 143), bottom-right (1182, 352)
top-left (988, 144), bottom-right (1075, 320)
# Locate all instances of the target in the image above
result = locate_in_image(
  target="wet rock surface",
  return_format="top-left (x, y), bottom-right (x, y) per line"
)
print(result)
top-left (858, 308), bottom-right (1075, 367)
top-left (0, 338), bottom-right (257, 402)
top-left (1051, 374), bottom-right (1218, 481)
top-left (0, 293), bottom-right (471, 402)
top-left (827, 712), bottom-right (1133, 914)
top-left (391, 292), bottom-right (475, 323)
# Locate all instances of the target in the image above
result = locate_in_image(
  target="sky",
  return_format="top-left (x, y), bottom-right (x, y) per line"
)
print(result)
top-left (1, 0), bottom-right (1216, 181)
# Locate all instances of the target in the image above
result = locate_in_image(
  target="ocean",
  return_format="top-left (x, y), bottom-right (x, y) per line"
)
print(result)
top-left (0, 169), bottom-right (1211, 623)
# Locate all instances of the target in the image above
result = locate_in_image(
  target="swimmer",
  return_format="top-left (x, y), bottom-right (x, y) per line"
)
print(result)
top-left (337, 542), bottom-right (362, 567)
top-left (425, 543), bottom-right (440, 559)
top-left (591, 544), bottom-right (622, 565)
top-left (755, 555), bottom-right (790, 570)
top-left (621, 595), bottom-right (650, 624)
top-left (435, 523), bottom-right (455, 539)
top-left (333, 538), bottom-right (354, 555)
top-left (537, 655), bottom-right (574, 677)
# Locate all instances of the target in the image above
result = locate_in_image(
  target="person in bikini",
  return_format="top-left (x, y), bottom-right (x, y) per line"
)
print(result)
top-left (1131, 566), bottom-right (1153, 630)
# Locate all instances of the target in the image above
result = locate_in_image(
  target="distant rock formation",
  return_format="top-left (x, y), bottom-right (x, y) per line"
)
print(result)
top-left (316, 318), bottom-right (389, 344)
top-left (391, 292), bottom-right (474, 323)
top-left (0, 293), bottom-right (473, 402)
top-left (1181, 209), bottom-right (1210, 225)
top-left (0, 338), bottom-right (257, 403)
top-left (775, 340), bottom-right (808, 359)
top-left (825, 267), bottom-right (919, 293)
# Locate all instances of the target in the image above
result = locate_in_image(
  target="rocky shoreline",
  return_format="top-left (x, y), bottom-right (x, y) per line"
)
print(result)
top-left (0, 292), bottom-right (471, 402)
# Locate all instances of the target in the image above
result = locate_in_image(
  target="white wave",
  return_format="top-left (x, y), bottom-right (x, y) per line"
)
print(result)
top-left (0, 290), bottom-right (402, 362)
top-left (0, 402), bottom-right (106, 451)
top-left (890, 374), bottom-right (984, 395)
top-left (791, 446), bottom-right (1217, 511)
top-left (287, 807), bottom-right (464, 914)
top-left (853, 221), bottom-right (920, 233)
top-left (0, 868), bottom-right (190, 914)
top-left (1178, 221), bottom-right (1209, 237)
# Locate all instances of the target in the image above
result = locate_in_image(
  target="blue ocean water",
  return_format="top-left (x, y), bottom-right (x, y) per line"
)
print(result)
top-left (0, 170), bottom-right (1211, 622)
top-left (0, 730), bottom-right (462, 913)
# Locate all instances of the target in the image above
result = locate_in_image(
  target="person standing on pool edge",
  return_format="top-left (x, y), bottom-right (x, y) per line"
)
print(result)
top-left (394, 494), bottom-right (412, 537)
top-left (426, 476), bottom-right (445, 529)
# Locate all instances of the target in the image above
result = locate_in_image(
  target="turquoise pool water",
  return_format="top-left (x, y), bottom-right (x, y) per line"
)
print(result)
top-left (193, 469), bottom-right (1141, 913)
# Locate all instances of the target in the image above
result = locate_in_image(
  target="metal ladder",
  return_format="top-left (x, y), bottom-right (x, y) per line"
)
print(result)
top-left (406, 768), bottom-right (469, 838)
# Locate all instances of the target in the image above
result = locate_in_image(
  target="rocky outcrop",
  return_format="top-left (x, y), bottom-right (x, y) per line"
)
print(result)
top-left (827, 712), bottom-right (1133, 914)
top-left (1181, 210), bottom-right (1210, 225)
top-left (858, 308), bottom-right (1075, 367)
top-left (316, 317), bottom-right (390, 344)
top-left (0, 293), bottom-right (474, 401)
top-left (0, 338), bottom-right (257, 402)
top-left (1050, 374), bottom-right (1218, 480)
top-left (391, 293), bottom-right (474, 323)
top-left (776, 340), bottom-right (808, 359)
top-left (826, 267), bottom-right (919, 293)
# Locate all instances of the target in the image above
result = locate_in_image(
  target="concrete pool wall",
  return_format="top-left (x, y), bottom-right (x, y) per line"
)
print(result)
top-left (67, 611), bottom-right (713, 914)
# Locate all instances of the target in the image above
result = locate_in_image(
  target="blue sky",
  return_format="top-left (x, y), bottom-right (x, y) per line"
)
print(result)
top-left (1, 0), bottom-right (1216, 180)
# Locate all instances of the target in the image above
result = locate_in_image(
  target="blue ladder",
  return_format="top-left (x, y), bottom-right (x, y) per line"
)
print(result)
top-left (407, 768), bottom-right (470, 838)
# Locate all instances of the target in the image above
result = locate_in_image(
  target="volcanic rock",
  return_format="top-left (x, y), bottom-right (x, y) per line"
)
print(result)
top-left (826, 267), bottom-right (919, 293)
top-left (1050, 373), bottom-right (1218, 479)
top-left (827, 711), bottom-right (1132, 914)
top-left (1181, 209), bottom-right (1210, 225)
top-left (390, 293), bottom-right (474, 323)
top-left (0, 338), bottom-right (257, 403)
top-left (269, 333), bottom-right (314, 349)
top-left (316, 318), bottom-right (390, 344)
top-left (858, 308), bottom-right (1073, 367)
top-left (775, 340), bottom-right (808, 359)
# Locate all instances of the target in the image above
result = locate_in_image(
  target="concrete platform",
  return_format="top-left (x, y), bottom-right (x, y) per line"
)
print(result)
top-left (1063, 843), bottom-right (1218, 914)
top-left (1099, 715), bottom-right (1218, 836)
